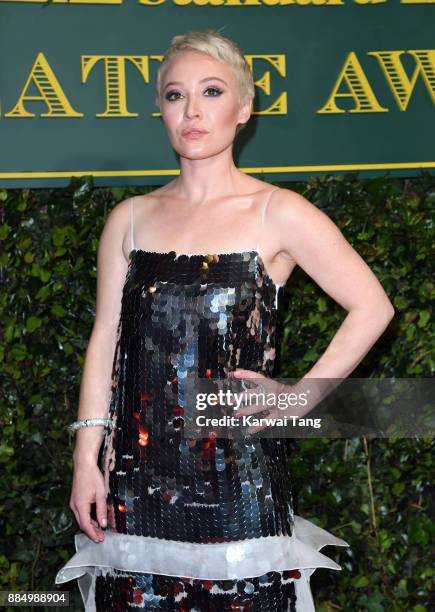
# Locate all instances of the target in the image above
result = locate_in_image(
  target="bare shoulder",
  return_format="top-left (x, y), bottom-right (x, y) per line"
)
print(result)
top-left (102, 197), bottom-right (130, 237)
top-left (131, 188), bottom-right (170, 212)
top-left (270, 187), bottom-right (322, 221)
top-left (97, 197), bottom-right (134, 265)
top-left (105, 193), bottom-right (160, 252)
top-left (268, 187), bottom-right (344, 261)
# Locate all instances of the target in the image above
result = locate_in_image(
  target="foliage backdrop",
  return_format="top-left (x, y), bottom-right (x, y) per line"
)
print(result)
top-left (1, 173), bottom-right (434, 611)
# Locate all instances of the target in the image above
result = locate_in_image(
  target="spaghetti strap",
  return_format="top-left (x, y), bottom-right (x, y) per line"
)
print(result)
top-left (256, 187), bottom-right (280, 255)
top-left (129, 197), bottom-right (136, 252)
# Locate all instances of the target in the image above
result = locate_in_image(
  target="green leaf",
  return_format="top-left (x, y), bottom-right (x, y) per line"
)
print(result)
top-left (352, 576), bottom-right (369, 588)
top-left (317, 296), bottom-right (327, 312)
top-left (417, 311), bottom-right (430, 328)
top-left (51, 305), bottom-right (66, 317)
top-left (26, 316), bottom-right (42, 333)
top-left (0, 223), bottom-right (10, 239)
top-left (392, 481), bottom-right (405, 495)
top-left (0, 444), bottom-right (14, 462)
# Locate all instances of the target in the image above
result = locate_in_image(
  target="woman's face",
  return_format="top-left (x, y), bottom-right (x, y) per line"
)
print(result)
top-left (159, 50), bottom-right (251, 159)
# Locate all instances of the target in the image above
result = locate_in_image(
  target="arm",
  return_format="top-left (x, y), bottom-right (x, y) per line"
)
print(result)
top-left (270, 188), bottom-right (395, 408)
top-left (69, 198), bottom-right (130, 541)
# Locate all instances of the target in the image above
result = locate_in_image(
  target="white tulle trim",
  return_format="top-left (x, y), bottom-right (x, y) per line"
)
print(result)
top-left (55, 515), bottom-right (349, 611)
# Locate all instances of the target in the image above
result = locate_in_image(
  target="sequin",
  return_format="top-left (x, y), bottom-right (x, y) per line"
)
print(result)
top-left (96, 567), bottom-right (299, 610)
top-left (86, 249), bottom-right (300, 609)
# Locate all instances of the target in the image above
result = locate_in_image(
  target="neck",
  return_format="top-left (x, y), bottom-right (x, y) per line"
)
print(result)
top-left (173, 146), bottom-right (245, 205)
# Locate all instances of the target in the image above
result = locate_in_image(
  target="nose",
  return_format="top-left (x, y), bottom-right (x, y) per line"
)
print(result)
top-left (184, 95), bottom-right (202, 120)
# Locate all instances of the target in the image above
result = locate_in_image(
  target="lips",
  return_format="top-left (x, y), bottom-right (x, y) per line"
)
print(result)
top-left (181, 129), bottom-right (209, 136)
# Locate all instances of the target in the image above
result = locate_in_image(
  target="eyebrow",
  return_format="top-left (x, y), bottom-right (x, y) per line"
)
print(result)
top-left (163, 77), bottom-right (228, 91)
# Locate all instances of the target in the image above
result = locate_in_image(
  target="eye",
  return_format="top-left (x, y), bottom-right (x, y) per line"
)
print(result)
top-left (165, 90), bottom-right (181, 102)
top-left (204, 86), bottom-right (223, 97)
top-left (164, 86), bottom-right (223, 102)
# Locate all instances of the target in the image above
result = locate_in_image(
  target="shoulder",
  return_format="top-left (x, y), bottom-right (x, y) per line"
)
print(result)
top-left (268, 187), bottom-right (319, 218)
top-left (129, 190), bottom-right (165, 215)
top-left (266, 187), bottom-right (342, 260)
top-left (106, 192), bottom-right (155, 226)
top-left (106, 196), bottom-right (131, 225)
top-left (99, 197), bottom-right (133, 260)
top-left (268, 186), bottom-right (336, 231)
top-left (109, 191), bottom-right (159, 216)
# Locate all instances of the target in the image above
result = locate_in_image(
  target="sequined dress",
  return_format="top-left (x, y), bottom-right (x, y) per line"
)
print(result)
top-left (55, 191), bottom-right (349, 611)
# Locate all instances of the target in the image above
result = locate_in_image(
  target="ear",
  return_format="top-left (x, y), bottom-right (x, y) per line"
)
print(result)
top-left (237, 95), bottom-right (252, 126)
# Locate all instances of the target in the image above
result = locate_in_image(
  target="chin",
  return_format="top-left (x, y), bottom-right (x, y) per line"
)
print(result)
top-left (178, 151), bottom-right (215, 161)
top-left (175, 140), bottom-right (234, 159)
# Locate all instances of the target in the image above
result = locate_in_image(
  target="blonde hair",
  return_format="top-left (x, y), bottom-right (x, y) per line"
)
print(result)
top-left (155, 29), bottom-right (255, 136)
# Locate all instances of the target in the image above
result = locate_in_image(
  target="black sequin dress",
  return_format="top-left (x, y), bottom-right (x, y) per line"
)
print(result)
top-left (56, 192), bottom-right (349, 611)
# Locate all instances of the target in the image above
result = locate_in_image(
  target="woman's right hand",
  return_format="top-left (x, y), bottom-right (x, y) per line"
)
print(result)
top-left (69, 460), bottom-right (108, 543)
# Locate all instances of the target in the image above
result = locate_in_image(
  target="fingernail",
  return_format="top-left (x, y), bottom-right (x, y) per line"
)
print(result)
top-left (101, 518), bottom-right (107, 527)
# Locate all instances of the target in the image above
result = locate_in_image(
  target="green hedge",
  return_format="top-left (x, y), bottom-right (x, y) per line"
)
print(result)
top-left (0, 172), bottom-right (433, 611)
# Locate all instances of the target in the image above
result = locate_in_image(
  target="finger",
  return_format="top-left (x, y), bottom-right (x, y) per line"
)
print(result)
top-left (71, 507), bottom-right (81, 530)
top-left (82, 517), bottom-right (104, 542)
top-left (234, 369), bottom-right (257, 378)
top-left (234, 368), bottom-right (261, 375)
top-left (241, 388), bottom-right (266, 403)
top-left (234, 404), bottom-right (269, 417)
top-left (95, 493), bottom-right (108, 529)
top-left (246, 411), bottom-right (283, 435)
top-left (219, 391), bottom-right (234, 406)
top-left (76, 503), bottom-right (103, 542)
top-left (89, 518), bottom-right (107, 539)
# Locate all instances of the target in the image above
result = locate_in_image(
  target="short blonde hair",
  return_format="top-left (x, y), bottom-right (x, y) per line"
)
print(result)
top-left (155, 29), bottom-right (255, 136)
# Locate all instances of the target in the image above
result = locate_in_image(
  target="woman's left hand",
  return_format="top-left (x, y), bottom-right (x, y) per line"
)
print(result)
top-left (228, 368), bottom-right (290, 435)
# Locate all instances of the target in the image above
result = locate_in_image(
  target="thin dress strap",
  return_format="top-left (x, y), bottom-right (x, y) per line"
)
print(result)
top-left (130, 197), bottom-right (136, 252)
top-left (256, 187), bottom-right (280, 256)
top-left (257, 187), bottom-right (283, 310)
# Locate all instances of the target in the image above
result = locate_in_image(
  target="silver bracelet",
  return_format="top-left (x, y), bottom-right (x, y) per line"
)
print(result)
top-left (67, 418), bottom-right (114, 434)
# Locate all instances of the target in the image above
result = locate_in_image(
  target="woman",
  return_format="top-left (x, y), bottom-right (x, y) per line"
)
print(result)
top-left (55, 30), bottom-right (395, 610)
